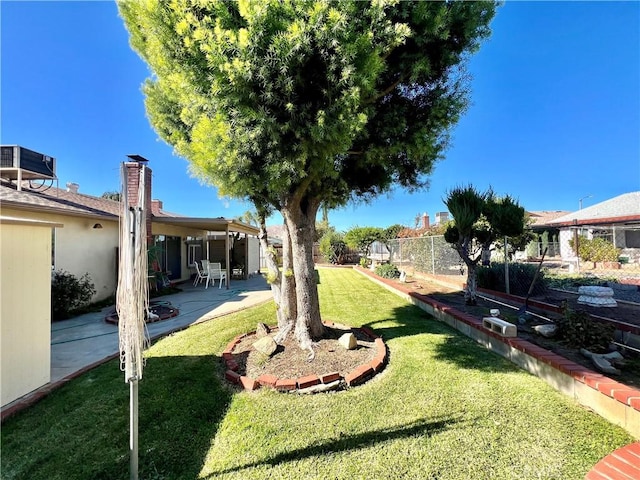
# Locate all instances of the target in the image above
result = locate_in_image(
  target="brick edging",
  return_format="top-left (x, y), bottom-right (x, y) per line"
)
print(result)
top-left (223, 323), bottom-right (388, 392)
top-left (354, 266), bottom-right (640, 439)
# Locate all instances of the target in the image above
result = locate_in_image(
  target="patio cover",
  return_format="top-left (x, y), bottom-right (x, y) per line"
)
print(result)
top-left (152, 217), bottom-right (259, 287)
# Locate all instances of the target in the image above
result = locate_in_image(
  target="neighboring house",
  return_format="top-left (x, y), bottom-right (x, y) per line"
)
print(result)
top-left (0, 156), bottom-right (260, 303)
top-left (545, 192), bottom-right (640, 264)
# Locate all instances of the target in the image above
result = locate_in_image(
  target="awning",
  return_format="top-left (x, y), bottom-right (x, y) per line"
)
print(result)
top-left (151, 216), bottom-right (259, 236)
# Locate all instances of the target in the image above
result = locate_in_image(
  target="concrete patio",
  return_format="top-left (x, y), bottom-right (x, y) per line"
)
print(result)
top-left (50, 275), bottom-right (273, 383)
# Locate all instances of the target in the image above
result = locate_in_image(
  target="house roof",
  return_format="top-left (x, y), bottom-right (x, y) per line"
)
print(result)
top-left (527, 210), bottom-right (571, 228)
top-left (0, 182), bottom-right (120, 220)
top-left (0, 182), bottom-right (259, 235)
top-left (547, 192), bottom-right (640, 227)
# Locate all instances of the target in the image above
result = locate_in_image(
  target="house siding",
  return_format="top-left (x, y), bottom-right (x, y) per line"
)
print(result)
top-left (1, 218), bottom-right (58, 406)
top-left (1, 206), bottom-right (119, 302)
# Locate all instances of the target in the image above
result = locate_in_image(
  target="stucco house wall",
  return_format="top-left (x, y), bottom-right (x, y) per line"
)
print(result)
top-left (1, 217), bottom-right (61, 406)
top-left (1, 206), bottom-right (119, 302)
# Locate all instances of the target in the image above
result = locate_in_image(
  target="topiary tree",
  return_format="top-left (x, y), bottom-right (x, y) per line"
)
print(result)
top-left (444, 185), bottom-right (525, 304)
top-left (119, 0), bottom-right (497, 350)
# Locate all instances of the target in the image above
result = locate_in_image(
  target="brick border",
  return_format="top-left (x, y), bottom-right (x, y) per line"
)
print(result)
top-left (222, 322), bottom-right (388, 392)
top-left (354, 266), bottom-right (640, 440)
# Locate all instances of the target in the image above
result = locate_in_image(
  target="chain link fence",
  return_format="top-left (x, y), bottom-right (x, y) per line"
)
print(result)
top-left (386, 235), bottom-right (640, 295)
top-left (387, 235), bottom-right (464, 277)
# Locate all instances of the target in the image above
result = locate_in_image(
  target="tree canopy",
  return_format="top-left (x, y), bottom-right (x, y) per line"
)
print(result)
top-left (119, 0), bottom-right (498, 343)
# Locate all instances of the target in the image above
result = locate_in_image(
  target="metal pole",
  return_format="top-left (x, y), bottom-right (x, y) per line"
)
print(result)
top-left (504, 236), bottom-right (510, 295)
top-left (130, 378), bottom-right (139, 480)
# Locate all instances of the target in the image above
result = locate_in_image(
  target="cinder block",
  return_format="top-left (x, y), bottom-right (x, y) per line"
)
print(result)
top-left (482, 317), bottom-right (517, 338)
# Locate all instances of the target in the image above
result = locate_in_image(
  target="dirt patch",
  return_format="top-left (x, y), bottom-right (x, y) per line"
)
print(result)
top-left (232, 325), bottom-right (377, 381)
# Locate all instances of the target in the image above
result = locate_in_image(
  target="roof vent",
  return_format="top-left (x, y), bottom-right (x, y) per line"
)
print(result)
top-left (66, 182), bottom-right (79, 193)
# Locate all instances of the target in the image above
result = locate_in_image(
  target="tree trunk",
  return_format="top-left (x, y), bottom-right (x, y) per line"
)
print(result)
top-left (281, 197), bottom-right (324, 352)
top-left (258, 219), bottom-right (296, 343)
top-left (277, 223), bottom-right (297, 341)
top-left (465, 263), bottom-right (478, 305)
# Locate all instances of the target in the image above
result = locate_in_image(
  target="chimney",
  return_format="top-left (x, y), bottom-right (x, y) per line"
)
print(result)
top-left (124, 155), bottom-right (152, 245)
top-left (151, 199), bottom-right (163, 215)
top-left (66, 182), bottom-right (79, 193)
top-left (422, 212), bottom-right (430, 229)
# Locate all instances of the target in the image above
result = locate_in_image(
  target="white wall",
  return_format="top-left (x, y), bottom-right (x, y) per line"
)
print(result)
top-left (1, 207), bottom-right (118, 302)
top-left (1, 217), bottom-right (60, 406)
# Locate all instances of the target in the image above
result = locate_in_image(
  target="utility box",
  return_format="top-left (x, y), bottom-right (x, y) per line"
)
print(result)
top-left (0, 145), bottom-right (56, 184)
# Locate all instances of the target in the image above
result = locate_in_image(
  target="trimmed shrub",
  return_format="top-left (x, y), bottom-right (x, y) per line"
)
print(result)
top-left (556, 307), bottom-right (615, 353)
top-left (477, 262), bottom-right (547, 297)
top-left (375, 263), bottom-right (400, 279)
top-left (51, 270), bottom-right (96, 321)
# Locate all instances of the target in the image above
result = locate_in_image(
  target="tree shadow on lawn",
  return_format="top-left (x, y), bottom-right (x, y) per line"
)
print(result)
top-left (1, 354), bottom-right (233, 480)
top-left (203, 415), bottom-right (462, 478)
top-left (363, 303), bottom-right (520, 374)
top-left (362, 303), bottom-right (457, 341)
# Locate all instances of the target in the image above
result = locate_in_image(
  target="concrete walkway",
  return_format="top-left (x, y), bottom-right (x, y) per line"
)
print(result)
top-left (2, 276), bottom-right (272, 419)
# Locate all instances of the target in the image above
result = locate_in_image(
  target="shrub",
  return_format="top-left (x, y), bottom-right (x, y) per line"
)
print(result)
top-left (477, 262), bottom-right (547, 297)
top-left (555, 307), bottom-right (615, 353)
top-left (319, 231), bottom-right (347, 264)
top-left (569, 236), bottom-right (620, 263)
top-left (375, 263), bottom-right (400, 279)
top-left (359, 257), bottom-right (370, 268)
top-left (51, 270), bottom-right (96, 321)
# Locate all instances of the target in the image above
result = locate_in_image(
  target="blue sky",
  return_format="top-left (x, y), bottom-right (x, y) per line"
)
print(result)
top-left (2, 1), bottom-right (638, 231)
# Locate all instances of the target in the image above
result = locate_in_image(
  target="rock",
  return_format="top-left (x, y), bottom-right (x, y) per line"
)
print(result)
top-left (255, 322), bottom-right (271, 338)
top-left (533, 324), bottom-right (557, 338)
top-left (338, 333), bottom-right (358, 350)
top-left (253, 335), bottom-right (278, 356)
top-left (591, 355), bottom-right (621, 376)
top-left (581, 348), bottom-right (623, 375)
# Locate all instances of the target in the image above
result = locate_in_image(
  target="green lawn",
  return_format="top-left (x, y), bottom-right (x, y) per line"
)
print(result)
top-left (1, 268), bottom-right (633, 479)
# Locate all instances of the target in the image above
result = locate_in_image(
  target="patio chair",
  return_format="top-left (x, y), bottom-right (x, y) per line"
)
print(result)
top-left (193, 261), bottom-right (210, 287)
top-left (206, 262), bottom-right (227, 289)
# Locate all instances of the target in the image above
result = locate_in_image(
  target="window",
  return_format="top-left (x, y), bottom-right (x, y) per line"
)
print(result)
top-left (187, 243), bottom-right (202, 267)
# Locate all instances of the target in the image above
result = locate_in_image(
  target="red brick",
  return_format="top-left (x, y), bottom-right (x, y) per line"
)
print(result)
top-left (275, 378), bottom-right (297, 391)
top-left (256, 374), bottom-right (278, 388)
top-left (345, 364), bottom-right (374, 386)
top-left (226, 360), bottom-right (239, 372)
top-left (584, 373), bottom-right (609, 389)
top-left (225, 370), bottom-right (240, 384)
top-left (240, 376), bottom-right (259, 391)
top-left (297, 375), bottom-right (320, 389)
top-left (593, 460), bottom-right (639, 480)
top-left (612, 388), bottom-right (640, 404)
top-left (597, 381), bottom-right (627, 398)
top-left (222, 352), bottom-right (234, 361)
top-left (628, 397), bottom-right (640, 410)
top-left (370, 357), bottom-right (384, 373)
top-left (320, 372), bottom-right (341, 384)
top-left (612, 446), bottom-right (640, 469)
top-left (360, 327), bottom-right (377, 339)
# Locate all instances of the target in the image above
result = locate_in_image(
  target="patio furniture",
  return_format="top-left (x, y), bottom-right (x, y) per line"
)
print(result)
top-left (206, 262), bottom-right (227, 289)
top-left (193, 261), bottom-right (210, 287)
